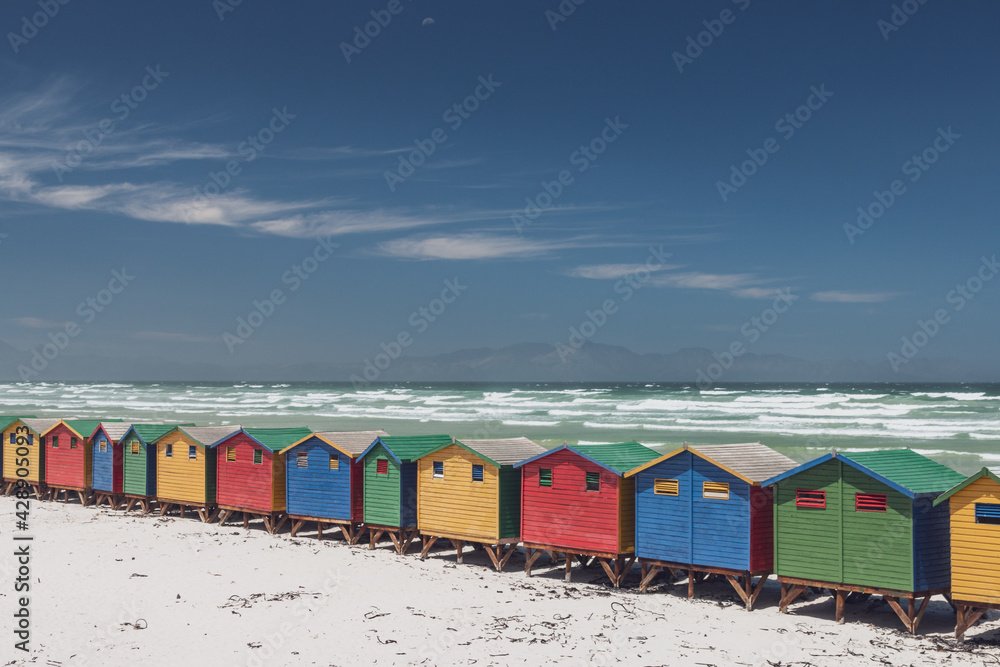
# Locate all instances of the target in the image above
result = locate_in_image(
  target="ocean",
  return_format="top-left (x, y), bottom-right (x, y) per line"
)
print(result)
top-left (2, 382), bottom-right (998, 475)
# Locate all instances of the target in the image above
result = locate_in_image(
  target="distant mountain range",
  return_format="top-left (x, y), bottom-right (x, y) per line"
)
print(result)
top-left (0, 338), bottom-right (991, 383)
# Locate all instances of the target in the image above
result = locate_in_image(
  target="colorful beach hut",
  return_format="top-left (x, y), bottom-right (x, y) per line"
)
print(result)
top-left (514, 442), bottom-right (660, 587)
top-left (414, 437), bottom-right (546, 570)
top-left (210, 427), bottom-right (312, 534)
top-left (933, 468), bottom-right (1000, 641)
top-left (3, 418), bottom-right (55, 498)
top-left (42, 419), bottom-right (115, 505)
top-left (762, 449), bottom-right (965, 632)
top-left (90, 422), bottom-right (132, 508)
top-left (156, 425), bottom-right (240, 521)
top-left (279, 430), bottom-right (388, 543)
top-left (625, 443), bottom-right (798, 609)
top-left (120, 424), bottom-right (186, 514)
top-left (357, 435), bottom-right (453, 554)
top-left (0, 416), bottom-right (37, 496)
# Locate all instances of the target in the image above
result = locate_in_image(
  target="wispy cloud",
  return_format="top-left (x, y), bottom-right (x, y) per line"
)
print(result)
top-left (564, 263), bottom-right (680, 279)
top-left (377, 233), bottom-right (617, 260)
top-left (810, 291), bottom-right (896, 303)
top-left (10, 316), bottom-right (67, 328)
top-left (564, 259), bottom-right (792, 299)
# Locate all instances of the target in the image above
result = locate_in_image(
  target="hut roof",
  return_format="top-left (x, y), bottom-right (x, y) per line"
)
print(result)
top-left (450, 437), bottom-right (547, 467)
top-left (358, 435), bottom-right (453, 464)
top-left (626, 442), bottom-right (798, 484)
top-left (121, 424), bottom-right (190, 444)
top-left (762, 449), bottom-right (966, 497)
top-left (227, 427), bottom-right (314, 453)
top-left (516, 442), bottom-right (660, 475)
top-left (44, 419), bottom-right (123, 439)
top-left (93, 422), bottom-right (133, 442)
top-left (933, 467), bottom-right (1000, 506)
top-left (0, 416), bottom-right (35, 430)
top-left (280, 430), bottom-right (390, 456)
top-left (19, 418), bottom-right (60, 435)
top-left (167, 425), bottom-right (241, 447)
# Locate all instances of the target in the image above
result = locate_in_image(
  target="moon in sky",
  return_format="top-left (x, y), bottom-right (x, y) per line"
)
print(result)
top-left (422, 18), bottom-right (435, 26)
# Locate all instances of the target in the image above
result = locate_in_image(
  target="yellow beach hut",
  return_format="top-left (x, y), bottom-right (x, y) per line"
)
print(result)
top-left (155, 425), bottom-right (241, 522)
top-left (2, 418), bottom-right (57, 498)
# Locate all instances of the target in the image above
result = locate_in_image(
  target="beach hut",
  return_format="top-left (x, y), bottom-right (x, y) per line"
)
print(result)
top-left (762, 449), bottom-right (965, 633)
top-left (514, 442), bottom-right (660, 587)
top-left (414, 437), bottom-right (546, 570)
top-left (933, 468), bottom-right (1000, 641)
top-left (120, 424), bottom-right (185, 514)
top-left (357, 435), bottom-right (453, 554)
top-left (2, 418), bottom-right (55, 498)
top-left (624, 443), bottom-right (798, 609)
top-left (41, 419), bottom-right (115, 505)
top-left (156, 425), bottom-right (240, 521)
top-left (0, 416), bottom-right (37, 496)
top-left (279, 429), bottom-right (388, 543)
top-left (90, 422), bottom-right (132, 508)
top-left (210, 427), bottom-right (312, 534)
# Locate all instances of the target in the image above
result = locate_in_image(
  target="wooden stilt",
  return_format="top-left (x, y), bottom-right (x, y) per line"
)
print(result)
top-left (420, 536), bottom-right (439, 560)
top-left (524, 549), bottom-right (542, 576)
top-left (564, 553), bottom-right (573, 582)
top-left (835, 589), bottom-right (846, 624)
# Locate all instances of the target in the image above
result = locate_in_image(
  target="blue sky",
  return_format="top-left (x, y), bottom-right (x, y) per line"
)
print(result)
top-left (0, 1), bottom-right (997, 373)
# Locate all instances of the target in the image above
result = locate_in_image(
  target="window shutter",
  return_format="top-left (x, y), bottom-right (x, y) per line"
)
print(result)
top-left (796, 489), bottom-right (826, 509)
top-left (376, 458), bottom-right (388, 475)
top-left (472, 464), bottom-right (484, 482)
top-left (131, 441), bottom-right (139, 455)
top-left (297, 452), bottom-right (308, 468)
top-left (855, 493), bottom-right (888, 512)
top-left (975, 503), bottom-right (1000, 524)
top-left (253, 449), bottom-right (263, 465)
top-left (226, 446), bottom-right (236, 462)
top-left (654, 479), bottom-right (679, 496)
top-left (433, 461), bottom-right (444, 478)
top-left (329, 455), bottom-right (339, 470)
top-left (703, 481), bottom-right (730, 500)
top-left (99, 441), bottom-right (107, 453)
top-left (585, 471), bottom-right (600, 492)
top-left (539, 468), bottom-right (552, 487)
top-left (188, 445), bottom-right (197, 460)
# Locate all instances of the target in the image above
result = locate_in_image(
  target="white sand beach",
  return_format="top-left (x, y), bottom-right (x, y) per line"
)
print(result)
top-left (2, 498), bottom-right (997, 667)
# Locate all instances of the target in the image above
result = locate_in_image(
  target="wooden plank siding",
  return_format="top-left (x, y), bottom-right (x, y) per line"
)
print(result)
top-left (284, 438), bottom-right (358, 521)
top-left (497, 466), bottom-right (522, 540)
top-left (156, 432), bottom-right (211, 504)
top-left (216, 432), bottom-right (283, 513)
top-left (774, 459), bottom-right (845, 583)
top-left (690, 455), bottom-right (750, 571)
top-left (124, 434), bottom-right (157, 497)
top-left (91, 431), bottom-right (122, 493)
top-left (948, 477), bottom-right (1000, 605)
top-left (634, 452), bottom-right (692, 563)
top-left (912, 495), bottom-right (952, 591)
top-left (749, 485), bottom-right (774, 572)
top-left (841, 464), bottom-right (913, 591)
top-left (362, 442), bottom-right (403, 527)
top-left (417, 444), bottom-right (500, 543)
top-left (3, 422), bottom-right (43, 483)
top-left (43, 423), bottom-right (89, 488)
top-left (520, 449), bottom-right (623, 554)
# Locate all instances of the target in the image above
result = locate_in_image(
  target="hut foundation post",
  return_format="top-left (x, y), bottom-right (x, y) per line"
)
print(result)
top-left (835, 589), bottom-right (846, 624)
top-left (419, 536), bottom-right (438, 560)
top-left (451, 540), bottom-right (464, 564)
top-left (564, 553), bottom-right (573, 582)
top-left (524, 549), bottom-right (542, 576)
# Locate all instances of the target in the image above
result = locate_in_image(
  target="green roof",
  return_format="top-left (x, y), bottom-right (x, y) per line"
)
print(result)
top-left (0, 416), bottom-right (35, 430)
top-left (127, 424), bottom-right (187, 444)
top-left (575, 442), bottom-right (660, 475)
top-left (934, 468), bottom-right (1000, 506)
top-left (847, 449), bottom-right (966, 495)
top-left (242, 427), bottom-right (315, 453)
top-left (373, 435), bottom-right (454, 462)
top-left (64, 419), bottom-right (122, 439)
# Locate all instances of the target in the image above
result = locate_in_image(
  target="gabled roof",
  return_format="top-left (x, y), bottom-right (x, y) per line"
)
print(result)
top-left (515, 442), bottom-right (660, 476)
top-left (120, 424), bottom-right (189, 445)
top-left (761, 449), bottom-right (966, 498)
top-left (163, 425), bottom-right (241, 447)
top-left (451, 437), bottom-right (547, 467)
top-left (358, 435), bottom-right (453, 464)
top-left (280, 430), bottom-right (390, 457)
top-left (210, 427), bottom-right (313, 452)
top-left (19, 418), bottom-right (60, 435)
top-left (933, 468), bottom-right (1000, 506)
top-left (91, 422), bottom-right (133, 443)
top-left (0, 416), bottom-right (36, 431)
top-left (43, 419), bottom-right (121, 439)
top-left (625, 443), bottom-right (798, 485)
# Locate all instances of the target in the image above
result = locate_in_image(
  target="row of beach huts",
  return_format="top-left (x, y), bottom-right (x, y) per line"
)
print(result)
top-left (2, 416), bottom-right (999, 641)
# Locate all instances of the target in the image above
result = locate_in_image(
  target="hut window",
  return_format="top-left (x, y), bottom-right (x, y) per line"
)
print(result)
top-left (539, 468), bottom-right (552, 487)
top-left (99, 440), bottom-right (107, 453)
top-left (70, 437), bottom-right (78, 449)
top-left (472, 464), bottom-right (484, 482)
top-left (329, 455), bottom-right (339, 470)
top-left (975, 503), bottom-right (1000, 525)
top-left (703, 482), bottom-right (730, 500)
top-left (433, 461), bottom-right (444, 478)
top-left (795, 489), bottom-right (826, 509)
top-left (376, 458), bottom-right (388, 475)
top-left (226, 446), bottom-right (236, 462)
top-left (8, 433), bottom-right (13, 444)
top-left (131, 441), bottom-right (140, 455)
top-left (855, 493), bottom-right (887, 513)
top-left (52, 436), bottom-right (59, 448)
top-left (165, 444), bottom-right (173, 458)
top-left (297, 452), bottom-right (308, 468)
top-left (253, 449), bottom-right (263, 465)
top-left (585, 471), bottom-right (600, 492)
top-left (654, 479), bottom-right (679, 496)
top-left (188, 445), bottom-right (197, 460)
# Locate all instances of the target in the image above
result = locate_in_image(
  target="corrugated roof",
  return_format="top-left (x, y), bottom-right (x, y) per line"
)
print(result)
top-left (0, 416), bottom-right (35, 430)
top-left (575, 442), bottom-right (660, 475)
top-left (689, 443), bottom-right (799, 483)
top-left (312, 430), bottom-right (389, 456)
top-left (97, 422), bottom-right (133, 442)
top-left (456, 437), bottom-right (547, 466)
top-left (20, 418), bottom-right (60, 434)
top-left (170, 425), bottom-right (241, 447)
top-left (240, 427), bottom-right (314, 452)
top-left (63, 419), bottom-right (116, 439)
top-left (846, 449), bottom-right (966, 495)
top-left (371, 435), bottom-right (454, 462)
top-left (125, 424), bottom-right (186, 444)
